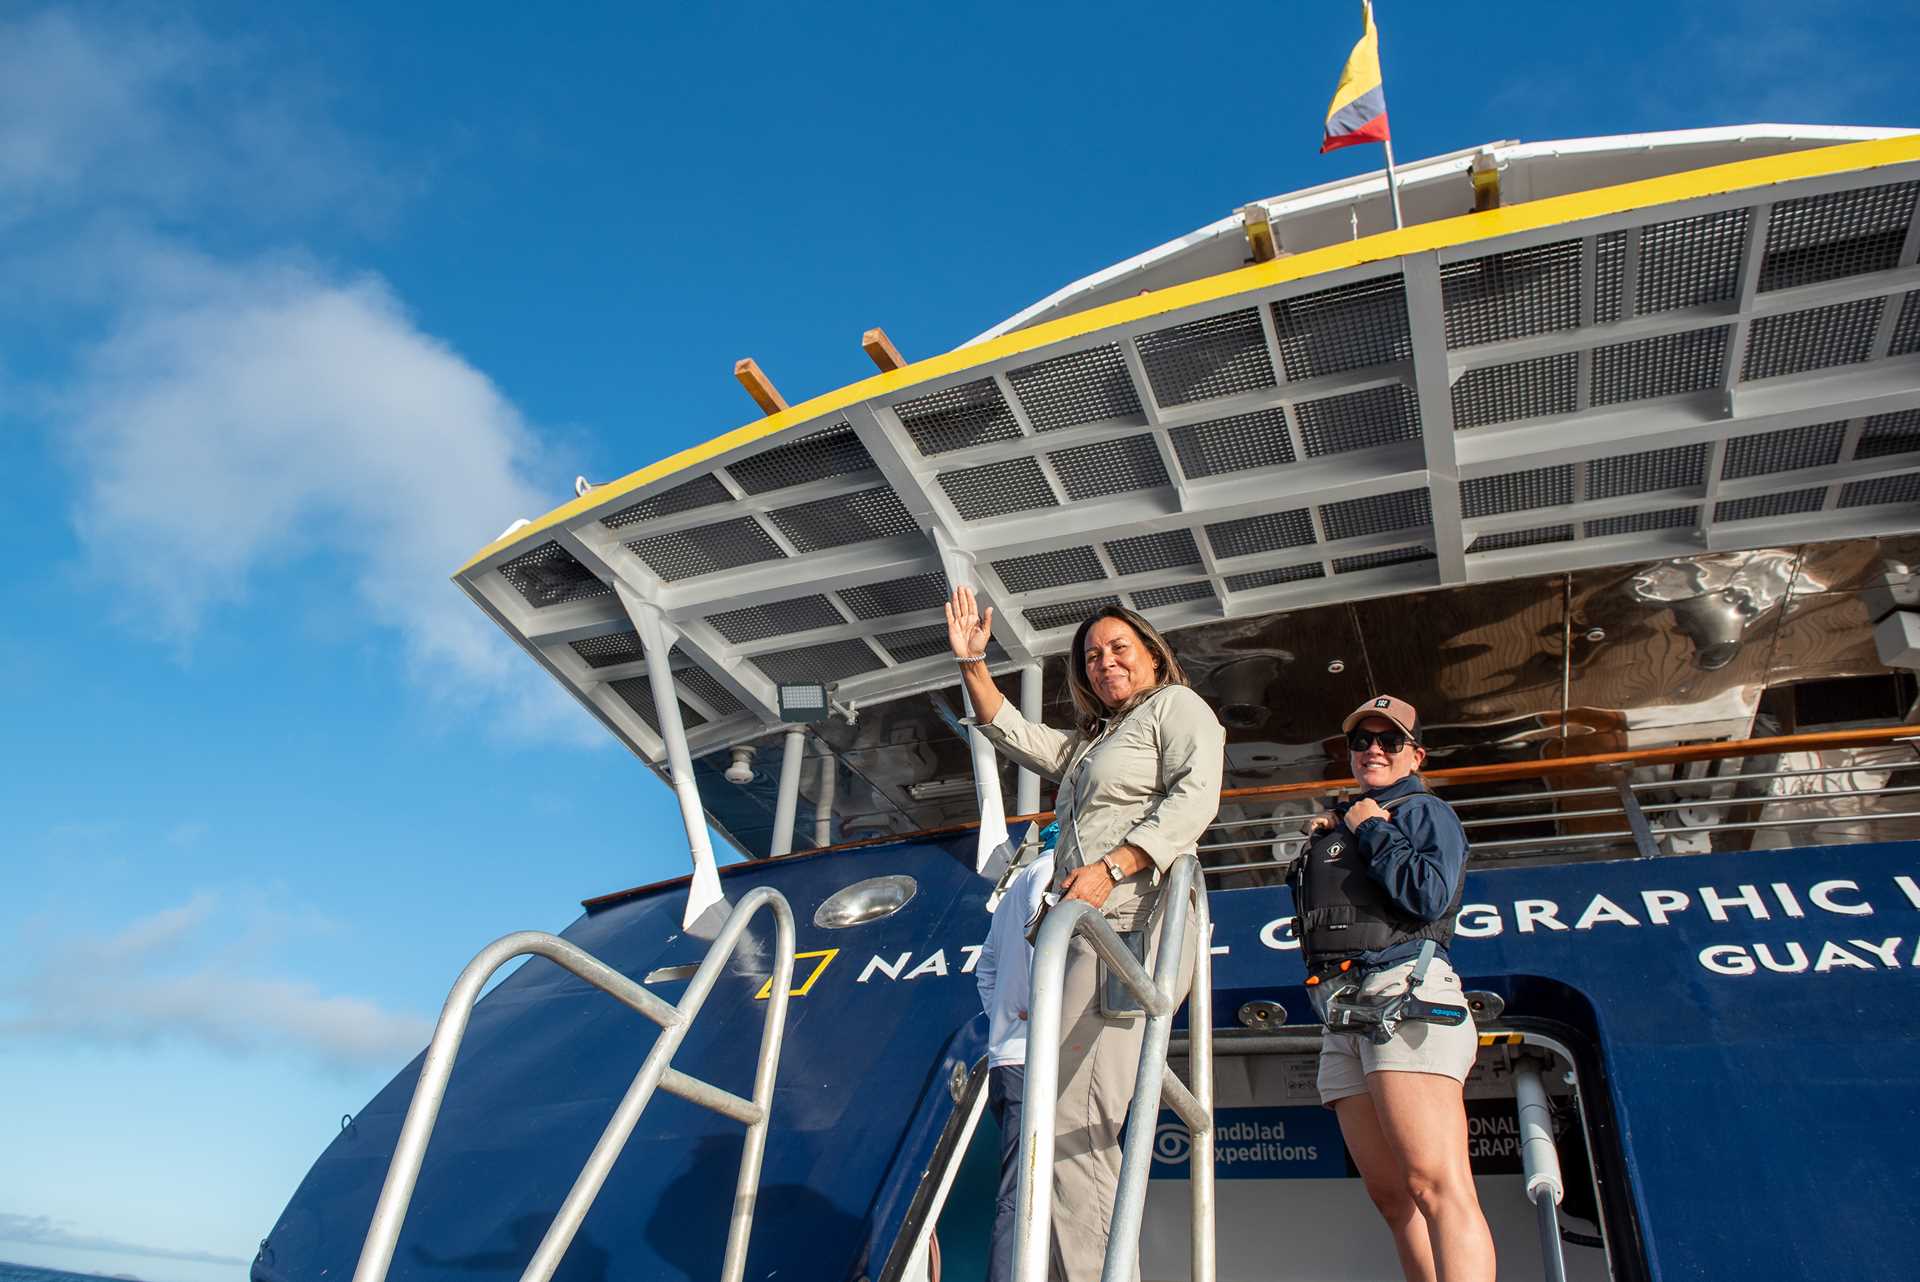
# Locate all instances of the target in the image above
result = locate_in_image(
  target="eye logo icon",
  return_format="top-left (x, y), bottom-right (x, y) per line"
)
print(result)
top-left (1153, 1120), bottom-right (1192, 1165)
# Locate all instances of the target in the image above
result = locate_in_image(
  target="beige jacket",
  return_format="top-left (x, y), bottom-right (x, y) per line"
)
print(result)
top-left (979, 684), bottom-right (1225, 929)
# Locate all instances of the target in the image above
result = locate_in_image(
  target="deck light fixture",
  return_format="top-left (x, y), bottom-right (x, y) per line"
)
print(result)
top-left (778, 681), bottom-right (830, 723)
top-left (724, 746), bottom-right (757, 785)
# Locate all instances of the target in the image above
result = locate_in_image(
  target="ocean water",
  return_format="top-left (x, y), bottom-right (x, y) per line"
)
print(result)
top-left (1, 1264), bottom-right (160, 1282)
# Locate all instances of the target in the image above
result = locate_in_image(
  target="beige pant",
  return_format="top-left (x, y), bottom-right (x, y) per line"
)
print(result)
top-left (1047, 892), bottom-right (1196, 1282)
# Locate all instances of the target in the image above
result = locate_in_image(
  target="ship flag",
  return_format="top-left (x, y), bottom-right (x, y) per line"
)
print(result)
top-left (1321, 0), bottom-right (1405, 228)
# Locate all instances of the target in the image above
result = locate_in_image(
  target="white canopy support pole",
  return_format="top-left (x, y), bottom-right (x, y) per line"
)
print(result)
top-left (963, 688), bottom-right (1010, 872)
top-left (616, 582), bottom-right (726, 931)
top-left (814, 741), bottom-right (837, 848)
top-left (770, 728), bottom-right (807, 857)
top-left (933, 530), bottom-right (1010, 872)
top-left (1016, 664), bottom-right (1043, 815)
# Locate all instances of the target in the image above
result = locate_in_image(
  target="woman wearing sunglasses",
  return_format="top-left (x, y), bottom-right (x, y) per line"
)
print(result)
top-left (1298, 696), bottom-right (1495, 1282)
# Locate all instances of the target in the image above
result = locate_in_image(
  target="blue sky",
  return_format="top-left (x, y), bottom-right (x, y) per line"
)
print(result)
top-left (0, 2), bottom-right (1914, 1279)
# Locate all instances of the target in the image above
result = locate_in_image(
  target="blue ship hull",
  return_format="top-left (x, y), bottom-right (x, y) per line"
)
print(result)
top-left (256, 836), bottom-right (1920, 1282)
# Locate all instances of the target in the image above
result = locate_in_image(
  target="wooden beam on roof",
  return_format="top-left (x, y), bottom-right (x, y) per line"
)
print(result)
top-left (733, 358), bottom-right (788, 415)
top-left (862, 328), bottom-right (906, 372)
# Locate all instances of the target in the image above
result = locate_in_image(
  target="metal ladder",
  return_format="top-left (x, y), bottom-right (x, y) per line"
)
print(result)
top-left (1014, 855), bottom-right (1215, 1282)
top-left (351, 886), bottom-right (797, 1282)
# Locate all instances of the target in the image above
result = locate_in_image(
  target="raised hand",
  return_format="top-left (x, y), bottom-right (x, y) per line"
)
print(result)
top-left (944, 584), bottom-right (994, 659)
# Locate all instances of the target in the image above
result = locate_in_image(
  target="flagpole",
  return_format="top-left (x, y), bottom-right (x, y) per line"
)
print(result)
top-left (1372, 1), bottom-right (1404, 230)
top-left (1381, 134), bottom-right (1405, 230)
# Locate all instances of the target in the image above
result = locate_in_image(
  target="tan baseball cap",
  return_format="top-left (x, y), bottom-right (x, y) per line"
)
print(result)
top-left (1342, 694), bottom-right (1419, 739)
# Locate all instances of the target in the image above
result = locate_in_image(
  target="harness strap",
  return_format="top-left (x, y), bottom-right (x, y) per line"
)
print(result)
top-left (1406, 937), bottom-right (1438, 988)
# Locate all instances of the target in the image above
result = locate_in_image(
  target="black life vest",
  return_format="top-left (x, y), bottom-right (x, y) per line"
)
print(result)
top-left (1289, 791), bottom-right (1465, 969)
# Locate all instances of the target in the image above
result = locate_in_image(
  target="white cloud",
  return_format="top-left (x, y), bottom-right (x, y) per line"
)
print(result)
top-left (2, 895), bottom-right (436, 1072)
top-left (0, 7), bottom-right (593, 740)
top-left (62, 242), bottom-right (560, 692)
top-left (0, 1212), bottom-right (250, 1267)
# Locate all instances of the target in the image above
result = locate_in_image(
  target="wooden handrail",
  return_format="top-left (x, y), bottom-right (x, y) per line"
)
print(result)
top-left (581, 723), bottom-right (1918, 910)
top-left (1223, 723), bottom-right (1920, 803)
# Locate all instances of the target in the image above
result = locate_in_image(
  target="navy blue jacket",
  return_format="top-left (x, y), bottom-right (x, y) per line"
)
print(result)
top-left (1329, 774), bottom-right (1469, 968)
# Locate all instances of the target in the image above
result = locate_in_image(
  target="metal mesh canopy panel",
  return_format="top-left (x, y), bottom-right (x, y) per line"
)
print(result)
top-left (877, 624), bottom-right (1008, 664)
top-left (837, 572), bottom-right (949, 620)
top-left (1839, 471), bottom-right (1920, 507)
top-left (601, 473), bottom-right (733, 528)
top-left (611, 676), bottom-right (709, 733)
top-left (1461, 464), bottom-right (1575, 518)
top-left (1169, 407), bottom-right (1295, 477)
top-left (1226, 563), bottom-right (1325, 591)
top-left (1047, 434), bottom-right (1171, 501)
top-left (1131, 580), bottom-right (1216, 610)
top-left (571, 631), bottom-right (645, 669)
top-left (1759, 182), bottom-right (1918, 292)
top-left (1024, 594), bottom-right (1121, 631)
top-left (1205, 508), bottom-right (1315, 559)
top-left (768, 485), bottom-right (919, 552)
top-left (1585, 506), bottom-right (1698, 537)
top-left (1858, 409), bottom-right (1920, 460)
top-left (1006, 344), bottom-right (1143, 431)
top-left (1591, 326), bottom-right (1729, 405)
top-left (1742, 296), bottom-right (1885, 380)
top-left (894, 377), bottom-right (1023, 455)
top-left (938, 457), bottom-right (1056, 519)
top-left (628, 517), bottom-right (786, 581)
top-left (1721, 421), bottom-right (1847, 478)
top-left (676, 667), bottom-right (744, 717)
top-left (1105, 528), bottom-right (1202, 575)
top-left (750, 638), bottom-right (886, 685)
top-left (991, 545), bottom-right (1106, 593)
top-left (1134, 308), bottom-right (1276, 407)
top-left (1593, 229), bottom-right (1627, 325)
top-left (1451, 353), bottom-right (1578, 430)
top-left (499, 541), bottom-right (612, 607)
top-left (725, 424), bottom-right (872, 494)
top-left (1716, 487), bottom-right (1827, 522)
top-left (1589, 443), bottom-right (1711, 498)
top-left (1321, 488), bottom-right (1433, 540)
top-left (1893, 291), bottom-right (1920, 357)
top-left (705, 594), bottom-right (846, 644)
top-left (1295, 382), bottom-right (1421, 456)
top-left (1468, 524), bottom-right (1575, 553)
top-left (1637, 207), bottom-right (1750, 314)
top-left (1333, 545), bottom-right (1434, 574)
top-left (1441, 238), bottom-right (1583, 348)
top-left (1270, 275), bottom-right (1411, 379)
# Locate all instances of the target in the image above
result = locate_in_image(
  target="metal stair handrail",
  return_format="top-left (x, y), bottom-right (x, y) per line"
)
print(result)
top-left (351, 886), bottom-right (797, 1282)
top-left (1014, 854), bottom-right (1215, 1282)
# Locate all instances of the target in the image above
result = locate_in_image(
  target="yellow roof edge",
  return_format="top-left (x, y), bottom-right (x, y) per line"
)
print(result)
top-left (455, 131), bottom-right (1920, 579)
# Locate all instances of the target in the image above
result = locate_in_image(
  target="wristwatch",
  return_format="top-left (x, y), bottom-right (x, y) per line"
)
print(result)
top-left (1101, 854), bottom-right (1126, 883)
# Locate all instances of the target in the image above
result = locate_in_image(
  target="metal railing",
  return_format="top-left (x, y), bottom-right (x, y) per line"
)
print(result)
top-left (1513, 1057), bottom-right (1570, 1282)
top-left (1196, 728), bottom-right (1920, 875)
top-left (1015, 855), bottom-right (1214, 1282)
top-left (351, 887), bottom-right (796, 1282)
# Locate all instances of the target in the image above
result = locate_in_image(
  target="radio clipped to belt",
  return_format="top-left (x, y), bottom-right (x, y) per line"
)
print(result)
top-left (1309, 939), bottom-right (1467, 1045)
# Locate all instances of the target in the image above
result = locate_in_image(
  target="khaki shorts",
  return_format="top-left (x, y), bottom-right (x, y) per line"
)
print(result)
top-left (1316, 955), bottom-right (1478, 1106)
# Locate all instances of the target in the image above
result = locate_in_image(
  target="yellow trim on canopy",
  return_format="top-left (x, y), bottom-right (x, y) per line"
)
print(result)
top-left (455, 132), bottom-right (1920, 577)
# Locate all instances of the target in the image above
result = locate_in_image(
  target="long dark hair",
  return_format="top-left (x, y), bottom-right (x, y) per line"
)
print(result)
top-left (1065, 605), bottom-right (1190, 736)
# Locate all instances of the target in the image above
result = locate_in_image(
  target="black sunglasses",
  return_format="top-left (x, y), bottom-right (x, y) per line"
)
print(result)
top-left (1347, 727), bottom-right (1416, 754)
